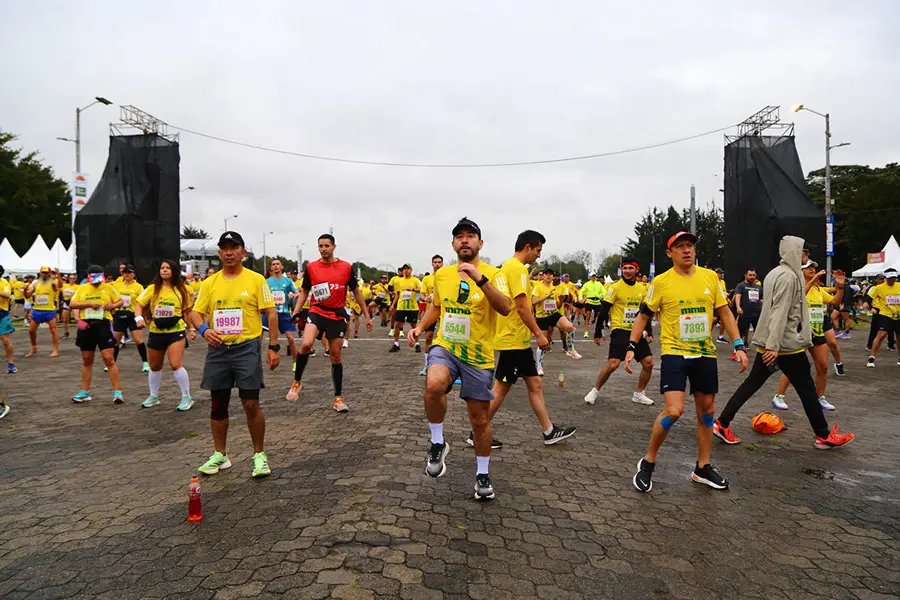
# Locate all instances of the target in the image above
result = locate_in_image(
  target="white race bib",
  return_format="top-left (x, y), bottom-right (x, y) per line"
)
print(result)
top-left (213, 308), bottom-right (243, 335)
top-left (311, 283), bottom-right (331, 302)
top-left (84, 307), bottom-right (104, 320)
top-left (35, 294), bottom-right (50, 306)
top-left (442, 312), bottom-right (470, 344)
top-left (887, 295), bottom-right (900, 306)
top-left (679, 314), bottom-right (708, 342)
top-left (624, 307), bottom-right (639, 324)
top-left (272, 290), bottom-right (286, 305)
top-left (809, 307), bottom-right (825, 326)
top-left (543, 299), bottom-right (557, 313)
top-left (401, 291), bottom-right (413, 301)
top-left (747, 289), bottom-right (760, 302)
top-left (121, 295), bottom-right (131, 308)
top-left (154, 304), bottom-right (175, 319)
top-left (377, 292), bottom-right (385, 299)
top-left (63, 289), bottom-right (75, 299)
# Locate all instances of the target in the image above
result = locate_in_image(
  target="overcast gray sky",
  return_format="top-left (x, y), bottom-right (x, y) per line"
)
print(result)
top-left (2, 1), bottom-right (898, 273)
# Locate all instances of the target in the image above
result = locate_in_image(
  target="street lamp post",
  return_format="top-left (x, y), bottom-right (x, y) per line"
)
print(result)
top-left (224, 214), bottom-right (238, 232)
top-left (792, 104), bottom-right (851, 286)
top-left (262, 231), bottom-right (274, 275)
top-left (56, 96), bottom-right (113, 273)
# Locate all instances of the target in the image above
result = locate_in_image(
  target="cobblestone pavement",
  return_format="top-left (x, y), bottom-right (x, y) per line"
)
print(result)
top-left (0, 323), bottom-right (898, 600)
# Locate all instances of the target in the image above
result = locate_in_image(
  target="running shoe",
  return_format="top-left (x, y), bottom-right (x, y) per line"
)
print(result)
top-left (141, 362), bottom-right (150, 373)
top-left (333, 396), bottom-right (349, 413)
top-left (141, 394), bottom-right (160, 408)
top-left (583, 331), bottom-right (590, 338)
top-left (453, 378), bottom-right (462, 385)
top-left (388, 329), bottom-right (395, 337)
top-left (771, 394), bottom-right (789, 410)
top-left (309, 349), bottom-right (317, 358)
top-left (415, 343), bottom-right (421, 353)
top-left (841, 332), bottom-right (852, 339)
top-left (543, 425), bottom-right (576, 445)
top-left (815, 424), bottom-right (854, 449)
top-left (324, 350), bottom-right (330, 357)
top-left (730, 352), bottom-right (737, 361)
top-left (866, 356), bottom-right (875, 368)
top-left (536, 364), bottom-right (544, 377)
top-left (425, 441), bottom-right (449, 477)
top-left (474, 473), bottom-right (495, 501)
top-left (418, 368), bottom-right (427, 376)
top-left (691, 463), bottom-right (729, 490)
top-left (252, 452), bottom-right (271, 478)
top-left (818, 396), bottom-right (836, 411)
top-left (72, 390), bottom-right (92, 403)
top-left (353, 332), bottom-right (359, 338)
top-left (716, 336), bottom-right (727, 344)
top-left (632, 391), bottom-right (654, 405)
top-left (465, 433), bottom-right (503, 449)
top-left (566, 349), bottom-right (582, 360)
top-left (199, 451), bottom-right (231, 475)
top-left (285, 382), bottom-right (302, 401)
top-left (713, 420), bottom-right (741, 444)
top-left (834, 363), bottom-right (846, 377)
top-left (633, 458), bottom-right (654, 493)
top-left (389, 345), bottom-right (400, 353)
top-left (292, 361), bottom-right (296, 371)
top-left (0, 403), bottom-right (9, 419)
top-left (176, 395), bottom-right (194, 411)
top-left (113, 390), bottom-right (124, 404)
top-left (7, 363), bottom-right (16, 374)
top-left (63, 332), bottom-right (70, 339)
top-left (584, 388), bottom-right (599, 405)
top-left (342, 339), bottom-right (349, 348)
top-left (104, 366), bottom-right (109, 372)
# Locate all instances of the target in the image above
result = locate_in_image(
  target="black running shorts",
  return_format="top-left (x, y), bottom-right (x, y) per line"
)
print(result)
top-left (494, 348), bottom-right (539, 384)
top-left (608, 329), bottom-right (651, 362)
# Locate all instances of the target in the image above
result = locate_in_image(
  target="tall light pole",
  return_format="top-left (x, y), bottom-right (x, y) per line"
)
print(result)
top-left (224, 214), bottom-right (238, 232)
top-left (792, 104), bottom-right (851, 286)
top-left (290, 243), bottom-right (305, 270)
top-left (262, 231), bottom-right (274, 275)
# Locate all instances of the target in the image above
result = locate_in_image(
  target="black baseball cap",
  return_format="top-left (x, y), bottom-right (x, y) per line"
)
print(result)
top-left (452, 217), bottom-right (481, 238)
top-left (218, 231), bottom-right (245, 247)
top-left (123, 264), bottom-right (136, 273)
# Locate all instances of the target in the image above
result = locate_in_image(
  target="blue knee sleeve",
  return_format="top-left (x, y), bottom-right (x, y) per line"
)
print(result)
top-left (701, 413), bottom-right (715, 427)
top-left (660, 415), bottom-right (678, 431)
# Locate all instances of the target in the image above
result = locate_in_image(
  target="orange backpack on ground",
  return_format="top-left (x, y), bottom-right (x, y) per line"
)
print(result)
top-left (751, 412), bottom-right (786, 434)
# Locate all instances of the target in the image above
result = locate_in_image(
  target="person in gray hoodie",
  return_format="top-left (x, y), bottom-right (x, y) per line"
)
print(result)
top-left (712, 235), bottom-right (854, 449)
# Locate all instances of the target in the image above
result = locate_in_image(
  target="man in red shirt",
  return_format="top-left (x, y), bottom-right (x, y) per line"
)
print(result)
top-left (287, 234), bottom-right (372, 412)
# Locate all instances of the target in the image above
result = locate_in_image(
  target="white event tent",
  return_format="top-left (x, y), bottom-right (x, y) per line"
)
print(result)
top-left (852, 235), bottom-right (900, 278)
top-left (0, 236), bottom-right (74, 274)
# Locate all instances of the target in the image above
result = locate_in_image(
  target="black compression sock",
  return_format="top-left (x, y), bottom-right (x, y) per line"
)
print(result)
top-left (136, 342), bottom-right (148, 362)
top-left (332, 363), bottom-right (343, 396)
top-left (294, 353), bottom-right (310, 381)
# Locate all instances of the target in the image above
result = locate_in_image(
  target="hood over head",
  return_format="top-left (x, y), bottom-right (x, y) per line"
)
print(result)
top-left (779, 235), bottom-right (805, 273)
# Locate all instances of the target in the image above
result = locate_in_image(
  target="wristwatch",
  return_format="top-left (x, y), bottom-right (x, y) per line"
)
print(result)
top-left (475, 274), bottom-right (489, 288)
top-left (268, 344), bottom-right (281, 352)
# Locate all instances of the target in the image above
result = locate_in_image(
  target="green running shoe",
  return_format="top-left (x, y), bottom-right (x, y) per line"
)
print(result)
top-left (199, 451), bottom-right (232, 475)
top-left (72, 390), bottom-right (92, 403)
top-left (141, 362), bottom-right (150, 373)
top-left (141, 394), bottom-right (159, 408)
top-left (176, 395), bottom-right (194, 411)
top-left (252, 452), bottom-right (271, 478)
top-left (113, 390), bottom-right (124, 404)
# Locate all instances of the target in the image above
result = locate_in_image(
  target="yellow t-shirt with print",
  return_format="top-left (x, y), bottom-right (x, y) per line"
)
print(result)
top-left (31, 280), bottom-right (58, 311)
top-left (189, 279), bottom-right (203, 301)
top-left (137, 284), bottom-right (193, 334)
top-left (0, 279), bottom-right (10, 312)
top-left (433, 261), bottom-right (507, 369)
top-left (113, 280), bottom-right (144, 314)
top-left (72, 283), bottom-right (120, 321)
top-left (868, 282), bottom-right (900, 320)
top-left (494, 257), bottom-right (532, 351)
top-left (392, 276), bottom-right (422, 312)
top-left (533, 281), bottom-right (564, 318)
top-left (806, 286), bottom-right (834, 338)
top-left (372, 283), bottom-right (389, 303)
top-left (605, 279), bottom-right (648, 332)
top-left (421, 275), bottom-right (435, 300)
top-left (644, 266), bottom-right (727, 357)
top-left (12, 280), bottom-right (25, 301)
top-left (193, 269), bottom-right (275, 345)
top-left (62, 283), bottom-right (78, 303)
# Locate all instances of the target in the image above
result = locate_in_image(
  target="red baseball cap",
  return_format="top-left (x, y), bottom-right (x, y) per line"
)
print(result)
top-left (667, 231), bottom-right (697, 250)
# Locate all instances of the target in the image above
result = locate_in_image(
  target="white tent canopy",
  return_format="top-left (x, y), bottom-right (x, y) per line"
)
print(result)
top-left (852, 235), bottom-right (900, 278)
top-left (1, 236), bottom-right (74, 274)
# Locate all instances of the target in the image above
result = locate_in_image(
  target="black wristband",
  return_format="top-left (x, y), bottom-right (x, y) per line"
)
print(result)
top-left (476, 274), bottom-right (489, 288)
top-left (627, 340), bottom-right (637, 352)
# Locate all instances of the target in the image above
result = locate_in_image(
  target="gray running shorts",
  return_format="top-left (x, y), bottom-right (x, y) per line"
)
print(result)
top-left (426, 345), bottom-right (494, 401)
top-left (201, 338), bottom-right (264, 391)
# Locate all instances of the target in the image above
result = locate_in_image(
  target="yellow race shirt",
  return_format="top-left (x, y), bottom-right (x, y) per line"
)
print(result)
top-left (533, 281), bottom-right (565, 318)
top-left (494, 257), bottom-right (532, 351)
top-left (30, 280), bottom-right (58, 311)
top-left (72, 283), bottom-right (121, 321)
top-left (433, 261), bottom-right (507, 369)
top-left (137, 284), bottom-right (192, 333)
top-left (189, 279), bottom-right (203, 301)
top-left (372, 283), bottom-right (389, 303)
top-left (604, 279), bottom-right (648, 332)
top-left (718, 278), bottom-right (727, 295)
top-left (194, 269), bottom-right (275, 345)
top-left (0, 279), bottom-right (10, 312)
top-left (392, 276), bottom-right (422, 312)
top-left (113, 280), bottom-right (144, 314)
top-left (421, 275), bottom-right (435, 300)
top-left (62, 283), bottom-right (78, 303)
top-left (12, 280), bottom-right (25, 301)
top-left (644, 266), bottom-right (727, 357)
top-left (869, 282), bottom-right (900, 320)
top-left (806, 286), bottom-right (834, 338)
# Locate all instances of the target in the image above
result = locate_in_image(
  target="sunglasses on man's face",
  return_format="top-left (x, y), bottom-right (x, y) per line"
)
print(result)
top-left (457, 280), bottom-right (470, 304)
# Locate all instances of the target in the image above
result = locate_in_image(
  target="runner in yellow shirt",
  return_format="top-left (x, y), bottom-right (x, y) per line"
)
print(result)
top-left (112, 265), bottom-right (149, 372)
top-left (60, 274), bottom-right (79, 339)
top-left (389, 263), bottom-right (422, 353)
top-left (11, 276), bottom-right (25, 321)
top-left (69, 265), bottom-right (125, 403)
top-left (25, 266), bottom-right (60, 358)
top-left (533, 269), bottom-right (580, 374)
top-left (189, 231), bottom-right (279, 479)
top-left (864, 267), bottom-right (900, 367)
top-left (0, 269), bottom-right (16, 374)
top-left (417, 255), bottom-right (444, 376)
top-left (624, 231), bottom-right (746, 493)
top-left (408, 218), bottom-right (511, 501)
top-left (370, 274), bottom-right (391, 327)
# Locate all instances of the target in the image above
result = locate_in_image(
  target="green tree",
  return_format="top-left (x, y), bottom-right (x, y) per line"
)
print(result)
top-left (181, 224), bottom-right (209, 239)
top-left (0, 131), bottom-right (72, 255)
top-left (806, 164), bottom-right (900, 274)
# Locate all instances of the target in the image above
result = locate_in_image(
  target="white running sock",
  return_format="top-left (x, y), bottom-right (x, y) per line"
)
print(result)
top-left (543, 425), bottom-right (554, 436)
top-left (173, 367), bottom-right (190, 396)
top-left (148, 370), bottom-right (162, 396)
top-left (429, 423), bottom-right (444, 445)
top-left (476, 455), bottom-right (490, 475)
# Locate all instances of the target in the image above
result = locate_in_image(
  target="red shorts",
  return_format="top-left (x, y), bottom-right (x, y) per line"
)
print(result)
top-left (418, 302), bottom-right (426, 311)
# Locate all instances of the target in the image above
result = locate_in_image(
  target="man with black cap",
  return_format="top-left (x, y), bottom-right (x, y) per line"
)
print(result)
top-left (864, 267), bottom-right (900, 368)
top-left (389, 263), bottom-right (422, 353)
top-left (408, 217), bottom-right (512, 500)
top-left (189, 231), bottom-right (280, 479)
top-left (624, 231), bottom-right (747, 493)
